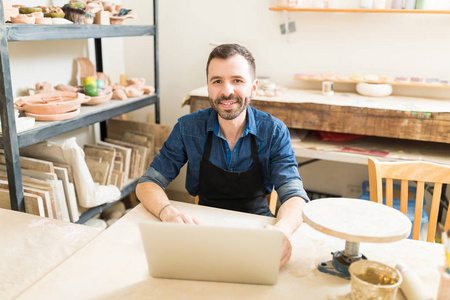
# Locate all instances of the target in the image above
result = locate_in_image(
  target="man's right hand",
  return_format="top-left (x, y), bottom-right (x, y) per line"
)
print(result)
top-left (160, 204), bottom-right (200, 224)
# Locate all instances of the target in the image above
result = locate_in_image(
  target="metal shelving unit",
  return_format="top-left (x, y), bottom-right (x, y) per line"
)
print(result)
top-left (0, 0), bottom-right (159, 220)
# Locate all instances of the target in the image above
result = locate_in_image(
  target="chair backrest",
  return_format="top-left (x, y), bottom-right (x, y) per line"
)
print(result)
top-left (368, 157), bottom-right (450, 242)
top-left (194, 190), bottom-right (278, 215)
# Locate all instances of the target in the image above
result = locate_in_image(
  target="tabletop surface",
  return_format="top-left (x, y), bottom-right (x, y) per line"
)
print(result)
top-left (302, 198), bottom-right (412, 243)
top-left (14, 201), bottom-right (444, 300)
top-left (0, 208), bottom-right (100, 300)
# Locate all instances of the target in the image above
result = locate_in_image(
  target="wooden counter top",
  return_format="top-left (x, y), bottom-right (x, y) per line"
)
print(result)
top-left (0, 209), bottom-right (100, 300)
top-left (16, 202), bottom-right (444, 300)
top-left (185, 87), bottom-right (450, 144)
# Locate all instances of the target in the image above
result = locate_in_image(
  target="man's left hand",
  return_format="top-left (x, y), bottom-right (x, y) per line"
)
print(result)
top-left (265, 224), bottom-right (292, 269)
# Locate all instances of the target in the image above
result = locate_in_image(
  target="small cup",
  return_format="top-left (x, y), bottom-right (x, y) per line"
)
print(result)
top-left (349, 260), bottom-right (402, 300)
top-left (322, 81), bottom-right (334, 96)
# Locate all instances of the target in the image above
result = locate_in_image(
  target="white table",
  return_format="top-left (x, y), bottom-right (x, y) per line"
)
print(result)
top-left (0, 208), bottom-right (100, 300)
top-left (16, 201), bottom-right (444, 300)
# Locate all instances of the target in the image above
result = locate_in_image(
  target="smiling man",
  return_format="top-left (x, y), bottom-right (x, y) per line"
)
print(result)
top-left (136, 44), bottom-right (309, 268)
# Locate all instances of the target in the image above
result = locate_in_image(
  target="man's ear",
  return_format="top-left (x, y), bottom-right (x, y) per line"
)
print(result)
top-left (250, 79), bottom-right (258, 98)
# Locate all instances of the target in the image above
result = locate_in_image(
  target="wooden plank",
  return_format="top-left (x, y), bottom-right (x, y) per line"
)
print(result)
top-left (122, 131), bottom-right (155, 168)
top-left (0, 180), bottom-right (53, 219)
top-left (0, 171), bottom-right (57, 218)
top-left (189, 95), bottom-right (450, 143)
top-left (111, 170), bottom-right (124, 190)
top-left (85, 161), bottom-right (110, 185)
top-left (104, 138), bottom-right (147, 179)
top-left (0, 152), bottom-right (54, 173)
top-left (107, 119), bottom-right (170, 147)
top-left (0, 189), bottom-right (45, 217)
top-left (96, 141), bottom-right (131, 183)
top-left (84, 145), bottom-right (116, 184)
top-left (54, 166), bottom-right (79, 223)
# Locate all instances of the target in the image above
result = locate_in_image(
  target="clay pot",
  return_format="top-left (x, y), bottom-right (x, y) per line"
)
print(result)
top-left (112, 89), bottom-right (127, 100)
top-left (110, 11), bottom-right (136, 25)
top-left (125, 86), bottom-right (144, 98)
top-left (143, 85), bottom-right (155, 95)
top-left (11, 14), bottom-right (35, 24)
top-left (127, 78), bottom-right (146, 89)
top-left (35, 17), bottom-right (52, 24)
top-left (25, 108), bottom-right (81, 121)
top-left (54, 84), bottom-right (79, 93)
top-left (15, 91), bottom-right (90, 115)
top-left (83, 92), bottom-right (113, 106)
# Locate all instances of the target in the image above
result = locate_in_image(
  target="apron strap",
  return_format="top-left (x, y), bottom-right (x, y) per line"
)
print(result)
top-left (202, 131), bottom-right (214, 162)
top-left (202, 132), bottom-right (259, 164)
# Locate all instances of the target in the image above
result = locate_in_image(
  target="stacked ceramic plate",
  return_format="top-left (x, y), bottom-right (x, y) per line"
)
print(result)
top-left (14, 91), bottom-right (90, 121)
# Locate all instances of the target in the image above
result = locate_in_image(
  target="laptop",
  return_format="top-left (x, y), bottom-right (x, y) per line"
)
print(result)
top-left (139, 221), bottom-right (284, 285)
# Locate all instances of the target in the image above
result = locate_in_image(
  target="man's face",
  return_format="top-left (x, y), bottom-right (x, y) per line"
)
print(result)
top-left (207, 54), bottom-right (257, 121)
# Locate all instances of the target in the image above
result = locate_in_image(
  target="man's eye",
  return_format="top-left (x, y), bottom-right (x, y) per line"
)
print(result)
top-left (234, 79), bottom-right (243, 83)
top-left (213, 80), bottom-right (221, 84)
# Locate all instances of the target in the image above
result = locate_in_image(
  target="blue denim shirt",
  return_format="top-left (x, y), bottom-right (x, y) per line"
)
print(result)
top-left (138, 106), bottom-right (310, 205)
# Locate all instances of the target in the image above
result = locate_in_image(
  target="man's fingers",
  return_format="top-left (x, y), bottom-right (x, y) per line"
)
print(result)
top-left (279, 237), bottom-right (292, 269)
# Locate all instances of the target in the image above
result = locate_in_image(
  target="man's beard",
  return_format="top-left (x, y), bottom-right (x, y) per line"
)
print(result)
top-left (209, 94), bottom-right (250, 120)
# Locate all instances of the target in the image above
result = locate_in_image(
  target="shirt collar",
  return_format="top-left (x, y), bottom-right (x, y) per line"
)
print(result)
top-left (207, 106), bottom-right (256, 138)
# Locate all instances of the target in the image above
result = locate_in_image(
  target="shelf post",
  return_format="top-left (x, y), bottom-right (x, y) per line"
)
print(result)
top-left (94, 38), bottom-right (108, 140)
top-left (0, 2), bottom-right (25, 211)
top-left (154, 0), bottom-right (160, 124)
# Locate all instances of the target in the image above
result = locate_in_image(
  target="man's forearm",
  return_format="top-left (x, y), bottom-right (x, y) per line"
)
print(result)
top-left (273, 196), bottom-right (307, 238)
top-left (136, 181), bottom-right (174, 219)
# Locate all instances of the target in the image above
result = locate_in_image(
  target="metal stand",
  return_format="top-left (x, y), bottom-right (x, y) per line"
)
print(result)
top-left (318, 240), bottom-right (367, 279)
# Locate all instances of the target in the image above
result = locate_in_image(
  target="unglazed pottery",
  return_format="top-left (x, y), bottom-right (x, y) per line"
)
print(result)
top-left (25, 108), bottom-right (81, 121)
top-left (15, 91), bottom-right (90, 115)
top-left (83, 92), bottom-right (113, 106)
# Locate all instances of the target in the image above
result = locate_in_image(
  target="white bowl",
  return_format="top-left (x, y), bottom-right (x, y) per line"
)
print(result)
top-left (356, 83), bottom-right (393, 97)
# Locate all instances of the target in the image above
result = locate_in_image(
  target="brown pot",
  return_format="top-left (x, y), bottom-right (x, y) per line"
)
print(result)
top-left (15, 91), bottom-right (90, 115)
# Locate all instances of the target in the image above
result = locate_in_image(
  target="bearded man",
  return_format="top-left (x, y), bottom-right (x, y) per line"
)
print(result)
top-left (136, 44), bottom-right (309, 268)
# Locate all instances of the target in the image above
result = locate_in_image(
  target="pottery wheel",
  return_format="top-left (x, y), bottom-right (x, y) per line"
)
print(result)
top-left (302, 198), bottom-right (411, 243)
top-left (302, 198), bottom-right (412, 279)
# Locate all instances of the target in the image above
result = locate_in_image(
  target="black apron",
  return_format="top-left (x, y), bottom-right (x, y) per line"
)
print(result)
top-left (198, 132), bottom-right (273, 217)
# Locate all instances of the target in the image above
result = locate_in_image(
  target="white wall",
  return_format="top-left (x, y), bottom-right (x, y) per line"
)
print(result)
top-left (121, 0), bottom-right (450, 200)
top-left (7, 0), bottom-right (450, 202)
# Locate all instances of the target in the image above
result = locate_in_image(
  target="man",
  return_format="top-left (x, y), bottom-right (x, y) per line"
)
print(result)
top-left (136, 44), bottom-right (309, 268)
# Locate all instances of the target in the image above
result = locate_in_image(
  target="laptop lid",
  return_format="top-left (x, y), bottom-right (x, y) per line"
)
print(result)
top-left (139, 221), bottom-right (284, 285)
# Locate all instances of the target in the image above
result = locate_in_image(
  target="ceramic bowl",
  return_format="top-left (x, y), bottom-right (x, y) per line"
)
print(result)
top-left (83, 92), bottom-right (113, 106)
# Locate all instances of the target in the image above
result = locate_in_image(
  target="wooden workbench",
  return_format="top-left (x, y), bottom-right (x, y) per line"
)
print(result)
top-left (0, 208), bottom-right (100, 300)
top-left (14, 202), bottom-right (444, 299)
top-left (184, 87), bottom-right (450, 144)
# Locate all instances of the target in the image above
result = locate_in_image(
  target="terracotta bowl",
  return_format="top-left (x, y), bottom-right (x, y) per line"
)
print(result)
top-left (25, 108), bottom-right (80, 121)
top-left (83, 92), bottom-right (113, 106)
top-left (11, 14), bottom-right (35, 24)
top-left (15, 91), bottom-right (90, 115)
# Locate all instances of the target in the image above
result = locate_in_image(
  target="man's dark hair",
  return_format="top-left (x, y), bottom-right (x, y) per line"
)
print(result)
top-left (206, 44), bottom-right (256, 79)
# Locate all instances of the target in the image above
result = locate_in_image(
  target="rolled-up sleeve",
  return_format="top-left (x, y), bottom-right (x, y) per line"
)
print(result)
top-left (277, 179), bottom-right (309, 204)
top-left (138, 166), bottom-right (171, 190)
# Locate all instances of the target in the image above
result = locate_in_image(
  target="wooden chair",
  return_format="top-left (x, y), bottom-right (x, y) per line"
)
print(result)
top-left (368, 157), bottom-right (450, 242)
top-left (194, 189), bottom-right (278, 215)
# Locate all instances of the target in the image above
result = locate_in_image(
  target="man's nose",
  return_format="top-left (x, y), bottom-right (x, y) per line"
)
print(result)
top-left (220, 82), bottom-right (234, 98)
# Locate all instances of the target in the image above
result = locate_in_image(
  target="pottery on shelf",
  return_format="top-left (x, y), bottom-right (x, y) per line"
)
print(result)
top-left (35, 17), bottom-right (52, 24)
top-left (110, 11), bottom-right (136, 25)
top-left (10, 14), bottom-right (35, 24)
top-left (83, 92), bottom-right (113, 106)
top-left (25, 108), bottom-right (81, 122)
top-left (15, 91), bottom-right (90, 115)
